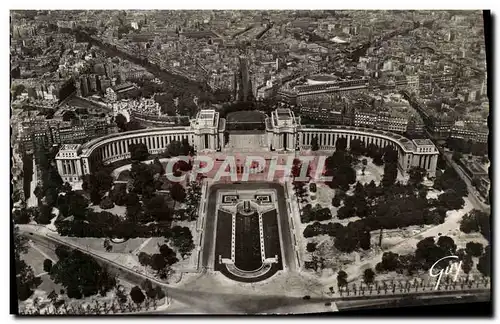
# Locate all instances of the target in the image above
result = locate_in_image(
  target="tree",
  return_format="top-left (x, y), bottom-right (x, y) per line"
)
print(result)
top-left (170, 226), bottom-right (195, 257)
top-left (130, 162), bottom-right (156, 198)
top-left (363, 268), bottom-right (375, 285)
top-left (115, 114), bottom-right (127, 132)
top-left (164, 140), bottom-right (183, 158)
top-left (433, 167), bottom-right (468, 197)
top-left (159, 244), bottom-right (179, 265)
top-left (138, 252), bottom-right (151, 267)
top-left (99, 197), bottom-right (114, 210)
top-left (335, 137), bottom-right (347, 151)
top-left (306, 242), bottom-right (317, 253)
top-left (337, 270), bottom-right (348, 288)
top-left (154, 286), bottom-right (166, 300)
top-left (43, 259), bottom-right (53, 273)
top-left (334, 227), bottom-right (358, 252)
top-left (130, 286), bottom-right (145, 304)
top-left (54, 245), bottom-right (71, 260)
top-left (150, 254), bottom-right (167, 271)
top-left (129, 143), bottom-right (149, 162)
top-left (82, 170), bottom-right (113, 205)
top-left (361, 158), bottom-right (368, 175)
top-left (125, 192), bottom-right (142, 223)
top-left (452, 150), bottom-right (463, 162)
top-left (350, 139), bottom-right (364, 156)
top-left (466, 242), bottom-right (484, 257)
top-left (170, 183), bottom-right (186, 206)
top-left (332, 195), bottom-right (341, 207)
top-left (36, 204), bottom-right (53, 224)
top-left (109, 184), bottom-right (127, 206)
top-left (181, 138), bottom-right (194, 156)
top-left (145, 195), bottom-right (172, 222)
top-left (103, 239), bottom-right (112, 252)
top-left (126, 120), bottom-right (143, 131)
top-left (436, 236), bottom-right (457, 255)
top-left (382, 162), bottom-right (398, 187)
top-left (438, 189), bottom-right (465, 210)
top-left (409, 166), bottom-right (427, 185)
top-left (415, 237), bottom-right (447, 269)
top-left (151, 157), bottom-right (165, 176)
top-left (477, 245), bottom-right (491, 277)
top-left (461, 253), bottom-right (474, 275)
top-left (47, 290), bottom-right (58, 303)
top-left (359, 230), bottom-right (371, 250)
top-left (377, 251), bottom-right (401, 272)
top-left (13, 208), bottom-right (32, 224)
top-left (459, 209), bottom-right (490, 241)
top-left (62, 110), bottom-right (77, 122)
top-left (311, 135), bottom-right (319, 151)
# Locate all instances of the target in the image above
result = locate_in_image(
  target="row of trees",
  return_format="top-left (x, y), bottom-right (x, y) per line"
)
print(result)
top-left (303, 221), bottom-right (371, 253)
top-left (446, 137), bottom-right (488, 157)
top-left (300, 204), bottom-right (332, 223)
top-left (375, 236), bottom-right (490, 278)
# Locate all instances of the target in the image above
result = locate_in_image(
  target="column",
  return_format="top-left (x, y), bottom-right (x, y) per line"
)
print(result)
top-left (75, 159), bottom-right (82, 177)
top-left (56, 160), bottom-right (64, 177)
top-left (429, 155), bottom-right (438, 177)
top-left (61, 161), bottom-right (65, 175)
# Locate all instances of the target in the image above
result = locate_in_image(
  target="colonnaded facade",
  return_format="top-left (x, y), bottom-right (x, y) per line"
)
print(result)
top-left (56, 108), bottom-right (439, 189)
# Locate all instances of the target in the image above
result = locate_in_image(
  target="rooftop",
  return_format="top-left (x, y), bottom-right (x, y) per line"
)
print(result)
top-left (413, 138), bottom-right (434, 146)
top-left (276, 108), bottom-right (293, 120)
top-left (60, 144), bottom-right (81, 151)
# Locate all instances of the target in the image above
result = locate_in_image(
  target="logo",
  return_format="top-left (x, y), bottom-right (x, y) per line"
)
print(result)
top-left (429, 255), bottom-right (462, 290)
top-left (164, 154), bottom-right (333, 183)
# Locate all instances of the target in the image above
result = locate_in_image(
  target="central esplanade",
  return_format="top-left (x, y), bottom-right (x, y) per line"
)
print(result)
top-left (56, 108), bottom-right (439, 189)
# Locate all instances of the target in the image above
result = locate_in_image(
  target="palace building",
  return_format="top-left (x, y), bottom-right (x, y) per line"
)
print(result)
top-left (56, 108), bottom-right (439, 189)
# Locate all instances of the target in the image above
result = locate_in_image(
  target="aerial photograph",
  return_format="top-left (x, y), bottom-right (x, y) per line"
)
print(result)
top-left (10, 9), bottom-right (491, 315)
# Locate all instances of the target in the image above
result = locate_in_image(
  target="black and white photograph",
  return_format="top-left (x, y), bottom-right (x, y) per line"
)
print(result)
top-left (9, 7), bottom-right (493, 316)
